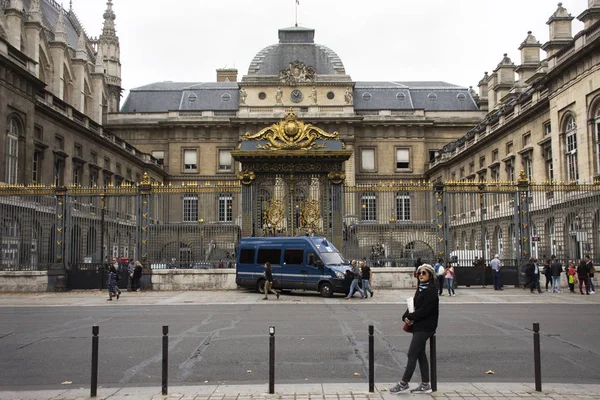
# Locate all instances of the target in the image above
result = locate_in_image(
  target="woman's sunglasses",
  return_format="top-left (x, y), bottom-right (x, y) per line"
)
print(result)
top-left (417, 271), bottom-right (429, 276)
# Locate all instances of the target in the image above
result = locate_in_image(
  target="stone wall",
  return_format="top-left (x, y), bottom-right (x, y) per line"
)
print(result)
top-left (0, 270), bottom-right (65, 292)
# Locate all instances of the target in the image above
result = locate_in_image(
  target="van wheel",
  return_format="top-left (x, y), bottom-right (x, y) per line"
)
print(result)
top-left (257, 279), bottom-right (266, 294)
top-left (319, 282), bottom-right (333, 298)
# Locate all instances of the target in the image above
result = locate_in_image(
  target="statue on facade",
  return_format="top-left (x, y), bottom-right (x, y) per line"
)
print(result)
top-left (309, 87), bottom-right (317, 105)
top-left (275, 87), bottom-right (283, 105)
top-left (344, 87), bottom-right (353, 105)
top-left (239, 88), bottom-right (247, 105)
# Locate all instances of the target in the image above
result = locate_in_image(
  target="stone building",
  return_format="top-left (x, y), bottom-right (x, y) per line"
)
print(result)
top-left (427, 1), bottom-right (600, 263)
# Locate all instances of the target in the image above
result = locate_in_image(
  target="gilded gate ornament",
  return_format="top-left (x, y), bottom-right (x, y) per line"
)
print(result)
top-left (242, 110), bottom-right (339, 151)
top-left (264, 199), bottom-right (286, 234)
top-left (299, 199), bottom-right (321, 235)
top-left (327, 171), bottom-right (345, 185)
top-left (238, 171), bottom-right (256, 185)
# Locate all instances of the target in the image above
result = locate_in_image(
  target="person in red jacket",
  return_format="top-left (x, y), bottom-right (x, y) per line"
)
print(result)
top-left (389, 264), bottom-right (439, 395)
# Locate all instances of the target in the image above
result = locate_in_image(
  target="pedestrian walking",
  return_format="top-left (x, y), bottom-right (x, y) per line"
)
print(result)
top-left (524, 257), bottom-right (542, 294)
top-left (567, 261), bottom-right (577, 293)
top-left (360, 261), bottom-right (374, 298)
top-left (585, 255), bottom-right (596, 294)
top-left (550, 255), bottom-right (562, 293)
top-left (490, 254), bottom-right (503, 290)
top-left (345, 260), bottom-right (365, 299)
top-left (434, 258), bottom-right (445, 296)
top-left (107, 265), bottom-right (120, 301)
top-left (543, 258), bottom-right (552, 292)
top-left (127, 259), bottom-right (136, 291)
top-left (262, 262), bottom-right (279, 300)
top-left (445, 264), bottom-right (456, 296)
top-left (133, 261), bottom-right (143, 292)
top-left (577, 258), bottom-right (591, 295)
top-left (389, 264), bottom-right (439, 394)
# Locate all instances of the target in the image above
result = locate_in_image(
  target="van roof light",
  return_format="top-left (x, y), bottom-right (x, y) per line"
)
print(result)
top-left (321, 239), bottom-right (329, 246)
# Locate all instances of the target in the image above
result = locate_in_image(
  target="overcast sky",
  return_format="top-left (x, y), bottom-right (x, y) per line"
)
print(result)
top-left (71, 0), bottom-right (586, 96)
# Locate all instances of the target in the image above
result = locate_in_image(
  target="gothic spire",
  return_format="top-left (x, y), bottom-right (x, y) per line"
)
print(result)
top-left (28, 0), bottom-right (43, 23)
top-left (75, 32), bottom-right (88, 61)
top-left (94, 44), bottom-right (104, 74)
top-left (101, 0), bottom-right (117, 38)
top-left (54, 8), bottom-right (68, 43)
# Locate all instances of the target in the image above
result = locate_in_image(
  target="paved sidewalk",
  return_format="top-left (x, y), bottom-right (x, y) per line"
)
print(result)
top-left (1, 382), bottom-right (600, 400)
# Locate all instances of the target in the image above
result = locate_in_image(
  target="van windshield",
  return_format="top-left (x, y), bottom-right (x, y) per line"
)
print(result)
top-left (321, 252), bottom-right (345, 266)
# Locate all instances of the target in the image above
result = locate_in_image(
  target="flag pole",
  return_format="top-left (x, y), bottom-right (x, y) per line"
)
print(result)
top-left (295, 0), bottom-right (298, 27)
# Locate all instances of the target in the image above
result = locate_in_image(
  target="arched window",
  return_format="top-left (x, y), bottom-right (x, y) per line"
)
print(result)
top-left (5, 116), bottom-right (20, 184)
top-left (564, 115), bottom-right (578, 182)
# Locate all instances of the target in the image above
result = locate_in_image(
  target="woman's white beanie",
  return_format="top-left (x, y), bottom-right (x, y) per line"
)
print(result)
top-left (417, 263), bottom-right (436, 277)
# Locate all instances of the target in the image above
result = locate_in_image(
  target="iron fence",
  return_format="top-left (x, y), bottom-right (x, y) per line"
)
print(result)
top-left (3, 176), bottom-right (600, 281)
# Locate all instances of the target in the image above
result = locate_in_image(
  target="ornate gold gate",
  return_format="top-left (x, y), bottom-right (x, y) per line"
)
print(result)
top-left (232, 110), bottom-right (351, 248)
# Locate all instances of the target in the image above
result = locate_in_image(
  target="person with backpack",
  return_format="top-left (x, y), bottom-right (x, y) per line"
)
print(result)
top-left (345, 259), bottom-right (365, 300)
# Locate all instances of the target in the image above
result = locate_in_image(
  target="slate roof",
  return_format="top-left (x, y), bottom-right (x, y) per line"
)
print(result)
top-left (22, 0), bottom-right (82, 49)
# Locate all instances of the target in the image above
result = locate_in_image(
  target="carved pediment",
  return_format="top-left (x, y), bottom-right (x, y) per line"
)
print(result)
top-left (242, 110), bottom-right (339, 151)
top-left (278, 60), bottom-right (315, 86)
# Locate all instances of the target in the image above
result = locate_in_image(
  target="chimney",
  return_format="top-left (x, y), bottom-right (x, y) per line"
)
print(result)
top-left (577, 0), bottom-right (600, 30)
top-left (542, 3), bottom-right (574, 58)
top-left (516, 32), bottom-right (541, 83)
top-left (217, 68), bottom-right (238, 82)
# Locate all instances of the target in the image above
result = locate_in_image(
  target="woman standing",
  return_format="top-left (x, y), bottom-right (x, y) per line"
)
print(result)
top-left (445, 264), bottom-right (456, 296)
top-left (389, 264), bottom-right (439, 394)
top-left (107, 265), bottom-right (120, 301)
top-left (360, 261), bottom-right (374, 298)
top-left (263, 262), bottom-right (279, 300)
top-left (133, 261), bottom-right (143, 292)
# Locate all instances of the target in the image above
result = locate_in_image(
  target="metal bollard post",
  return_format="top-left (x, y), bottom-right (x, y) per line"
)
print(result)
top-left (368, 325), bottom-right (374, 393)
top-left (533, 322), bottom-right (542, 392)
top-left (269, 326), bottom-right (275, 394)
top-left (91, 326), bottom-right (99, 398)
top-left (429, 334), bottom-right (437, 392)
top-left (162, 326), bottom-right (168, 395)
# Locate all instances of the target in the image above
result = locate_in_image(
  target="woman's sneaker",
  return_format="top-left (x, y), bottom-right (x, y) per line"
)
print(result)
top-left (389, 382), bottom-right (409, 394)
top-left (410, 383), bottom-right (432, 393)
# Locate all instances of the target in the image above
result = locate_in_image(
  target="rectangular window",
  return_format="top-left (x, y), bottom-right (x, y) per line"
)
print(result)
top-left (239, 248), bottom-right (255, 264)
top-left (284, 249), bottom-right (304, 265)
top-left (361, 148), bottom-right (375, 171)
top-left (523, 133), bottom-right (531, 146)
top-left (91, 151), bottom-right (98, 164)
top-left (544, 121), bottom-right (551, 136)
top-left (104, 157), bottom-right (110, 170)
top-left (492, 149), bottom-right (498, 162)
top-left (126, 168), bottom-right (132, 180)
top-left (183, 195), bottom-right (198, 222)
top-left (396, 192), bottom-right (411, 221)
top-left (361, 192), bottom-right (376, 222)
top-left (428, 150), bottom-right (439, 162)
top-left (544, 147), bottom-right (553, 181)
top-left (89, 168), bottom-right (98, 187)
top-left (396, 148), bottom-right (410, 169)
top-left (469, 162), bottom-right (474, 174)
top-left (103, 173), bottom-right (111, 187)
top-left (32, 151), bottom-right (40, 183)
top-left (74, 144), bottom-right (82, 157)
top-left (54, 135), bottom-right (64, 150)
top-left (506, 141), bottom-right (513, 155)
top-left (491, 167), bottom-right (500, 182)
top-left (218, 193), bottom-right (233, 222)
top-left (54, 159), bottom-right (64, 187)
top-left (257, 248), bottom-right (281, 265)
top-left (218, 149), bottom-right (232, 171)
top-left (506, 162), bottom-right (514, 183)
top-left (116, 163), bottom-right (122, 176)
top-left (566, 131), bottom-right (578, 182)
top-left (459, 168), bottom-right (465, 179)
top-left (524, 157), bottom-right (533, 181)
top-left (183, 149), bottom-right (197, 171)
top-left (479, 156), bottom-right (486, 168)
top-left (152, 150), bottom-right (165, 166)
top-left (73, 165), bottom-right (81, 186)
top-left (34, 125), bottom-right (43, 140)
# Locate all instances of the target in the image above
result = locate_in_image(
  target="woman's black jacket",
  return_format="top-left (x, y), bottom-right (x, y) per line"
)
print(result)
top-left (402, 283), bottom-right (439, 333)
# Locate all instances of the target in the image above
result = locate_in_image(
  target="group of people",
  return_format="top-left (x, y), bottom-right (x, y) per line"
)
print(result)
top-left (524, 255), bottom-right (596, 295)
top-left (106, 259), bottom-right (143, 301)
top-left (344, 259), bottom-right (374, 299)
top-left (413, 258), bottom-right (456, 297)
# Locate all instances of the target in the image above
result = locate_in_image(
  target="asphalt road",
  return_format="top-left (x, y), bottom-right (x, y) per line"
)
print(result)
top-left (0, 302), bottom-right (598, 390)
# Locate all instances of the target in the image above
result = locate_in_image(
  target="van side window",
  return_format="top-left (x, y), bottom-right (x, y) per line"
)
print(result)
top-left (284, 249), bottom-right (304, 265)
top-left (257, 249), bottom-right (282, 265)
top-left (239, 248), bottom-right (255, 264)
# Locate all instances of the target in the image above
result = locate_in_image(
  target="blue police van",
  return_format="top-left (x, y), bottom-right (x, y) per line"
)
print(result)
top-left (235, 236), bottom-right (352, 297)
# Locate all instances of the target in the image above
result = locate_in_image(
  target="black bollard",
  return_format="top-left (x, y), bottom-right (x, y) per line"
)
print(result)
top-left (533, 322), bottom-right (542, 392)
top-left (162, 326), bottom-right (168, 395)
top-left (91, 326), bottom-right (99, 398)
top-left (368, 325), bottom-right (374, 393)
top-left (429, 334), bottom-right (437, 392)
top-left (269, 326), bottom-right (275, 394)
